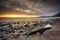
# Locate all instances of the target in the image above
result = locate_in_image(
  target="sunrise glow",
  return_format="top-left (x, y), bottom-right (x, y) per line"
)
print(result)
top-left (0, 14), bottom-right (38, 18)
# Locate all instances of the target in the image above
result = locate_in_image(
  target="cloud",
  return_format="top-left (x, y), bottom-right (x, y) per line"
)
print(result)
top-left (0, 0), bottom-right (9, 2)
top-left (10, 1), bottom-right (28, 9)
top-left (0, 4), bottom-right (11, 11)
top-left (0, 0), bottom-right (60, 16)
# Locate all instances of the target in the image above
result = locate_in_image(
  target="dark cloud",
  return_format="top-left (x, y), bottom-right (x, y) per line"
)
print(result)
top-left (0, 0), bottom-right (11, 11)
top-left (30, 0), bottom-right (48, 2)
top-left (29, 0), bottom-right (60, 6)
top-left (48, 0), bottom-right (60, 5)
top-left (0, 4), bottom-right (10, 11)
top-left (10, 1), bottom-right (22, 8)
top-left (10, 1), bottom-right (28, 9)
top-left (0, 0), bottom-right (9, 2)
top-left (0, 0), bottom-right (29, 12)
top-left (0, 0), bottom-right (60, 16)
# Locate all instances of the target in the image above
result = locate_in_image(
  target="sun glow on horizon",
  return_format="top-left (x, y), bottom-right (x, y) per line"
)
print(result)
top-left (0, 14), bottom-right (39, 18)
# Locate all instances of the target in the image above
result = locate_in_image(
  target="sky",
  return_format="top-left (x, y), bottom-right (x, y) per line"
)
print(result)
top-left (0, 0), bottom-right (60, 17)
